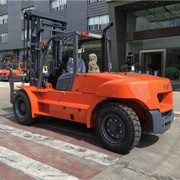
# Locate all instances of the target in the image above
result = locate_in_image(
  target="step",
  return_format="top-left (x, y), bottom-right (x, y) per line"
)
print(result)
top-left (34, 112), bottom-right (50, 116)
top-left (31, 89), bottom-right (49, 93)
top-left (38, 100), bottom-right (89, 109)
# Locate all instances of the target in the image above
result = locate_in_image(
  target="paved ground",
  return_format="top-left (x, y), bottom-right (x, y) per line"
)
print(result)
top-left (0, 82), bottom-right (180, 180)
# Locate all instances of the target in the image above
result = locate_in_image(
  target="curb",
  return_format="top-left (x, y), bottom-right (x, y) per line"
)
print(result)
top-left (174, 111), bottom-right (180, 114)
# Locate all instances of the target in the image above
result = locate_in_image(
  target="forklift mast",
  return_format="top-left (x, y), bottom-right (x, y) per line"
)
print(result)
top-left (23, 10), bottom-right (67, 84)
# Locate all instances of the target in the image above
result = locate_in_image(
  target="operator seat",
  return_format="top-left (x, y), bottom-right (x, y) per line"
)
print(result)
top-left (56, 58), bottom-right (86, 91)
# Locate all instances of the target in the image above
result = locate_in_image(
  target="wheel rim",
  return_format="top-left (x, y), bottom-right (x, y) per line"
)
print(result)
top-left (15, 98), bottom-right (26, 118)
top-left (101, 114), bottom-right (125, 144)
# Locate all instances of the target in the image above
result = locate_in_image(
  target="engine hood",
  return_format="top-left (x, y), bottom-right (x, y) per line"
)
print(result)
top-left (82, 73), bottom-right (172, 93)
top-left (78, 73), bottom-right (173, 112)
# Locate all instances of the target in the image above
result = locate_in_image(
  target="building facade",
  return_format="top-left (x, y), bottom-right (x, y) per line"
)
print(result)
top-left (1, 0), bottom-right (180, 80)
top-left (0, 0), bottom-right (109, 61)
top-left (108, 0), bottom-right (180, 79)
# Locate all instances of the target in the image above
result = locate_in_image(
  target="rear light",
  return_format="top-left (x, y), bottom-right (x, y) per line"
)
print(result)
top-left (81, 32), bottom-right (89, 36)
top-left (81, 32), bottom-right (102, 39)
top-left (43, 41), bottom-right (47, 46)
top-left (157, 93), bottom-right (163, 103)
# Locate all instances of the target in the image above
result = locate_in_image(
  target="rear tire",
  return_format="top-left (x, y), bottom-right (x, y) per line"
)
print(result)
top-left (13, 90), bottom-right (35, 125)
top-left (95, 102), bottom-right (141, 154)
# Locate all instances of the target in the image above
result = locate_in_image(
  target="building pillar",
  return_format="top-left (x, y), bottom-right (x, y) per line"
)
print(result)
top-left (108, 3), bottom-right (127, 72)
top-left (115, 7), bottom-right (127, 70)
top-left (108, 3), bottom-right (119, 72)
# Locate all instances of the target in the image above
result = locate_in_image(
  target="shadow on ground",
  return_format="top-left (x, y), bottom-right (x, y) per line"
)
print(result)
top-left (0, 107), bottom-right (15, 122)
top-left (1, 106), bottom-right (159, 154)
top-left (137, 132), bottom-right (159, 148)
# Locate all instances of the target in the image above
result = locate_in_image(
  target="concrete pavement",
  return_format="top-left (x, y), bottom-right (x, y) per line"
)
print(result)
top-left (173, 91), bottom-right (180, 112)
top-left (92, 116), bottom-right (180, 180)
top-left (93, 90), bottom-right (180, 180)
top-left (92, 91), bottom-right (180, 180)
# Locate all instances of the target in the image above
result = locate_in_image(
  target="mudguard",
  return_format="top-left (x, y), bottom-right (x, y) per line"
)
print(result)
top-left (95, 77), bottom-right (173, 112)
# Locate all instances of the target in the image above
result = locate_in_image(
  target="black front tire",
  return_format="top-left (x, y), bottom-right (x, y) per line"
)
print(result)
top-left (95, 102), bottom-right (141, 154)
top-left (13, 90), bottom-right (35, 125)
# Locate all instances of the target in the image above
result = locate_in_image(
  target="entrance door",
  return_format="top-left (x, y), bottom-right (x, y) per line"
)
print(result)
top-left (139, 49), bottom-right (166, 77)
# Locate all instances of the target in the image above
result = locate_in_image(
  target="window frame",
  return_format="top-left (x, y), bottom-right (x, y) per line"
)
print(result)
top-left (0, 33), bottom-right (8, 43)
top-left (0, 14), bottom-right (8, 25)
top-left (88, 14), bottom-right (109, 31)
top-left (0, 0), bottom-right (7, 6)
top-left (51, 0), bottom-right (67, 12)
top-left (88, 0), bottom-right (103, 4)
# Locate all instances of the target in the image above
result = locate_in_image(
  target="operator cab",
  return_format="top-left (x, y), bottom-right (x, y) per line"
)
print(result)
top-left (11, 9), bottom-right (112, 93)
top-left (9, 9), bottom-right (112, 106)
top-left (42, 31), bottom-right (108, 91)
top-left (56, 57), bottom-right (86, 91)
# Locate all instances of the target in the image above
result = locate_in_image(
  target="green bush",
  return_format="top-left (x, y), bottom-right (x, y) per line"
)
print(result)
top-left (46, 48), bottom-right (73, 71)
top-left (120, 64), bottom-right (128, 72)
top-left (46, 49), bottom-right (52, 68)
top-left (3, 53), bottom-right (13, 59)
top-left (165, 66), bottom-right (179, 79)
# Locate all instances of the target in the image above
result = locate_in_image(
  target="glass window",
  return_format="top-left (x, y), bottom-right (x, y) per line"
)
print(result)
top-left (0, 0), bottom-right (7, 5)
top-left (126, 36), bottom-right (180, 75)
top-left (0, 33), bottom-right (8, 43)
top-left (0, 14), bottom-right (8, 24)
top-left (94, 16), bottom-right (99, 30)
top-left (88, 0), bottom-right (103, 3)
top-left (88, 15), bottom-right (109, 31)
top-left (88, 18), bottom-right (94, 31)
top-left (167, 49), bottom-right (180, 69)
top-left (51, 0), bottom-right (58, 9)
top-left (127, 3), bottom-right (180, 33)
top-left (59, 0), bottom-right (67, 11)
top-left (60, 0), bottom-right (67, 5)
top-left (51, 0), bottom-right (67, 12)
top-left (100, 15), bottom-right (109, 29)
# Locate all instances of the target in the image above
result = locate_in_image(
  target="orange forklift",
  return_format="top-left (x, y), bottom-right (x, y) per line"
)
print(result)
top-left (0, 60), bottom-right (26, 81)
top-left (10, 10), bottom-right (174, 154)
